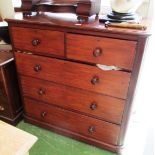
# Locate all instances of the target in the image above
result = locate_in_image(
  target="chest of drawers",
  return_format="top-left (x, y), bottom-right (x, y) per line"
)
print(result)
top-left (7, 13), bottom-right (150, 153)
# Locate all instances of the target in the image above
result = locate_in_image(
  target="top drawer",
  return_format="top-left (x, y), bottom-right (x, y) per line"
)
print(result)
top-left (67, 34), bottom-right (137, 70)
top-left (10, 27), bottom-right (65, 57)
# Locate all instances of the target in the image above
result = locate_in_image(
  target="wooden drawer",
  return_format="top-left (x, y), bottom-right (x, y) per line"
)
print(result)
top-left (24, 97), bottom-right (120, 145)
top-left (15, 52), bottom-right (131, 99)
top-left (20, 76), bottom-right (125, 124)
top-left (11, 27), bottom-right (64, 57)
top-left (67, 34), bottom-right (137, 70)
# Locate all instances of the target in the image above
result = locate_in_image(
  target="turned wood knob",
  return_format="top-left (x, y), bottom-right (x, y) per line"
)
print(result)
top-left (38, 88), bottom-right (45, 95)
top-left (41, 112), bottom-right (47, 118)
top-left (90, 102), bottom-right (97, 110)
top-left (34, 64), bottom-right (41, 72)
top-left (0, 105), bottom-right (4, 111)
top-left (91, 76), bottom-right (99, 85)
top-left (32, 39), bottom-right (40, 46)
top-left (88, 126), bottom-right (95, 134)
top-left (93, 48), bottom-right (102, 57)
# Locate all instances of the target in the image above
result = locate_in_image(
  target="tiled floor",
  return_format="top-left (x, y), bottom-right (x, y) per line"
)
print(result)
top-left (17, 121), bottom-right (116, 155)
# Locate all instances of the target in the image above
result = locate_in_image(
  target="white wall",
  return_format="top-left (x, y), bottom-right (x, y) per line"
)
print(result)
top-left (122, 0), bottom-right (154, 154)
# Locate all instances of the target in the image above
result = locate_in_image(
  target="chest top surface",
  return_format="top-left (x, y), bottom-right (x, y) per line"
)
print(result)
top-left (6, 13), bottom-right (151, 38)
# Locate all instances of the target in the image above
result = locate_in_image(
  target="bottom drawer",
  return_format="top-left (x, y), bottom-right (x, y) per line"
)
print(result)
top-left (24, 97), bottom-right (120, 145)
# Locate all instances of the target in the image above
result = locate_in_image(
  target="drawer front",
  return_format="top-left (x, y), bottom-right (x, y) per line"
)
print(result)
top-left (67, 34), bottom-right (137, 70)
top-left (21, 76), bottom-right (125, 124)
top-left (24, 97), bottom-right (120, 145)
top-left (15, 52), bottom-right (131, 99)
top-left (11, 27), bottom-right (64, 57)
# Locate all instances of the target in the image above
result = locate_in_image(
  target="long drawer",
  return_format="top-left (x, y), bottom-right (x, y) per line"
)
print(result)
top-left (10, 27), bottom-right (65, 57)
top-left (20, 76), bottom-right (125, 124)
top-left (24, 97), bottom-right (120, 145)
top-left (67, 33), bottom-right (137, 70)
top-left (15, 52), bottom-right (131, 99)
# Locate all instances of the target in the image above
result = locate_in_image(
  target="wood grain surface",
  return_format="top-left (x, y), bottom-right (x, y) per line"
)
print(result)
top-left (15, 52), bottom-right (131, 99)
top-left (67, 33), bottom-right (137, 70)
top-left (11, 27), bottom-right (65, 57)
top-left (24, 97), bottom-right (120, 145)
top-left (20, 75), bottom-right (125, 124)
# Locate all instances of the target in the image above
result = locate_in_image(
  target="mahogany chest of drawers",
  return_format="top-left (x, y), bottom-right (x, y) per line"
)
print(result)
top-left (0, 51), bottom-right (22, 124)
top-left (7, 13), bottom-right (150, 153)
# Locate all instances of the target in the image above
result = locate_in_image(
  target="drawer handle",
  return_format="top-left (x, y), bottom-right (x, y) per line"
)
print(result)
top-left (34, 65), bottom-right (42, 72)
top-left (93, 48), bottom-right (102, 57)
top-left (90, 102), bottom-right (97, 110)
top-left (41, 112), bottom-right (47, 118)
top-left (38, 88), bottom-right (46, 95)
top-left (88, 126), bottom-right (95, 134)
top-left (0, 105), bottom-right (4, 111)
top-left (91, 76), bottom-right (99, 85)
top-left (32, 39), bottom-right (40, 46)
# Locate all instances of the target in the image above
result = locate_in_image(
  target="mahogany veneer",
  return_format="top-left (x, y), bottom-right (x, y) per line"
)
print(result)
top-left (15, 52), bottom-right (130, 99)
top-left (24, 97), bottom-right (120, 145)
top-left (7, 13), bottom-right (150, 153)
top-left (11, 27), bottom-right (64, 56)
top-left (20, 76), bottom-right (125, 124)
top-left (67, 33), bottom-right (137, 70)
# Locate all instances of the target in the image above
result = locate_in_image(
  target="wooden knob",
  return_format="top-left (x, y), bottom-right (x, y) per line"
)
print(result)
top-left (91, 76), bottom-right (99, 85)
top-left (0, 105), bottom-right (4, 111)
top-left (93, 48), bottom-right (102, 57)
top-left (38, 88), bottom-right (45, 95)
top-left (32, 39), bottom-right (40, 46)
top-left (90, 102), bottom-right (97, 110)
top-left (34, 64), bottom-right (41, 72)
top-left (88, 126), bottom-right (95, 134)
top-left (41, 112), bottom-right (47, 118)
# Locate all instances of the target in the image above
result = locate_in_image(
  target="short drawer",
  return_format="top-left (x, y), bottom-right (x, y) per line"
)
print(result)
top-left (11, 27), bottom-right (64, 57)
top-left (67, 34), bottom-right (137, 70)
top-left (24, 97), bottom-right (120, 145)
top-left (15, 52), bottom-right (131, 99)
top-left (21, 76), bottom-right (125, 124)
